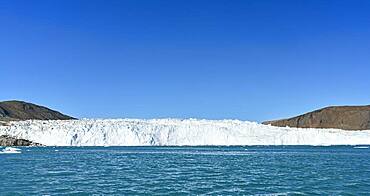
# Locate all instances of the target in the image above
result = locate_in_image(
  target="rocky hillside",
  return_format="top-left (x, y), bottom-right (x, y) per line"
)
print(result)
top-left (0, 100), bottom-right (75, 146)
top-left (0, 100), bottom-right (75, 121)
top-left (263, 105), bottom-right (370, 130)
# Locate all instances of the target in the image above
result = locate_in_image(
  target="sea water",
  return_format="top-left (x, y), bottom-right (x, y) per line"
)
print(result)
top-left (0, 146), bottom-right (369, 195)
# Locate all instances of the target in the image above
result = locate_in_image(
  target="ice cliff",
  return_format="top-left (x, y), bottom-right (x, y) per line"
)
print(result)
top-left (0, 119), bottom-right (370, 146)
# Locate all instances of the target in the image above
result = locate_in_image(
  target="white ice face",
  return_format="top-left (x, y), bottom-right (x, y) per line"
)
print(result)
top-left (1, 119), bottom-right (370, 146)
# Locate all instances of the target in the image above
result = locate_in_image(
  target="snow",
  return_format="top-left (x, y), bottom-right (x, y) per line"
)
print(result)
top-left (0, 119), bottom-right (370, 146)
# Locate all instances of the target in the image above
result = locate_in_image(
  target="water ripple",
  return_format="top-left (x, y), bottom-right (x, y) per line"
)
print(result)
top-left (0, 146), bottom-right (369, 195)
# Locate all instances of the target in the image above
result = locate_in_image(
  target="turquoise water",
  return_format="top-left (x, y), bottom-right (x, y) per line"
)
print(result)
top-left (1, 146), bottom-right (370, 195)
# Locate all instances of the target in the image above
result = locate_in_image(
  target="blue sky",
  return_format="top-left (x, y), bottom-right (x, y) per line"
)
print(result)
top-left (1, 0), bottom-right (370, 121)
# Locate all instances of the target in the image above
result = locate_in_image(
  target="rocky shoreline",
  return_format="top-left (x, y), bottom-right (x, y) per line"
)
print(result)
top-left (0, 135), bottom-right (43, 146)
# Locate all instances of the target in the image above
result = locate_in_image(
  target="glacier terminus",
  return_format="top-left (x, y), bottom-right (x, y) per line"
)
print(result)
top-left (1, 119), bottom-right (370, 146)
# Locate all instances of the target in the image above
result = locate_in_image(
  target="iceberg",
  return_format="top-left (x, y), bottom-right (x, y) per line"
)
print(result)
top-left (0, 119), bottom-right (370, 146)
top-left (0, 147), bottom-right (21, 154)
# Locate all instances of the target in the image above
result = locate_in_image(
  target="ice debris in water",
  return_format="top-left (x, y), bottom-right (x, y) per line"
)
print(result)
top-left (353, 146), bottom-right (369, 149)
top-left (0, 147), bottom-right (21, 154)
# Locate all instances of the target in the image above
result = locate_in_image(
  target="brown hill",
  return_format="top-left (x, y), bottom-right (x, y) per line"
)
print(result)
top-left (0, 100), bottom-right (75, 121)
top-left (263, 105), bottom-right (370, 130)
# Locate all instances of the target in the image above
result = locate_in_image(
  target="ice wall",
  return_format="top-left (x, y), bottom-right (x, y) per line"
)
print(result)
top-left (0, 119), bottom-right (370, 146)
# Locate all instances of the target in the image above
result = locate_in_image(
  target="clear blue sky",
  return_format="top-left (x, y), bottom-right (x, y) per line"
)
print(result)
top-left (1, 0), bottom-right (370, 121)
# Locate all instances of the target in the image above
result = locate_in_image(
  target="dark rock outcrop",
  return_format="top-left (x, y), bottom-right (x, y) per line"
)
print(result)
top-left (263, 105), bottom-right (370, 130)
top-left (0, 100), bottom-right (75, 121)
top-left (0, 135), bottom-right (43, 146)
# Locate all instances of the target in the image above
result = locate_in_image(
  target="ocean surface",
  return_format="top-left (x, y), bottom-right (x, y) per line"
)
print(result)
top-left (1, 146), bottom-right (370, 195)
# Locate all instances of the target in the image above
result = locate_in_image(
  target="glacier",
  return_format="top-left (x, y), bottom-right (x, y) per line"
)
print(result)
top-left (1, 119), bottom-right (370, 146)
